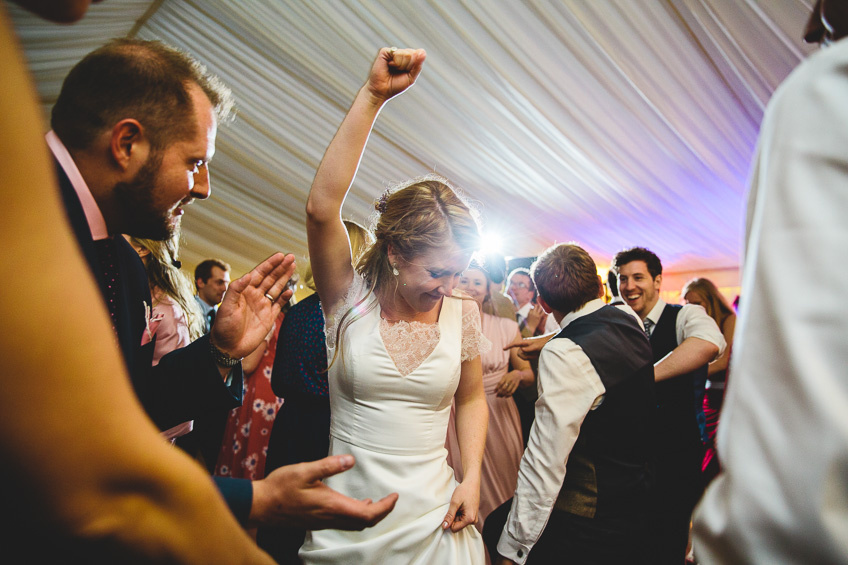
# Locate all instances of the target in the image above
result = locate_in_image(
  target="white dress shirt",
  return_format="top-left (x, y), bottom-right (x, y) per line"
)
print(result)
top-left (694, 39), bottom-right (848, 564)
top-left (516, 301), bottom-right (561, 335)
top-left (643, 299), bottom-right (726, 359)
top-left (497, 299), bottom-right (608, 564)
top-left (195, 295), bottom-right (216, 333)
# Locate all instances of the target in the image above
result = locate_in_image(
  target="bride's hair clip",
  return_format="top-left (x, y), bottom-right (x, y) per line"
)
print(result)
top-left (375, 191), bottom-right (391, 214)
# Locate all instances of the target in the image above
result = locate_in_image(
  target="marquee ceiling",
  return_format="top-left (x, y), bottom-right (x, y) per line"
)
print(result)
top-left (10, 0), bottom-right (817, 278)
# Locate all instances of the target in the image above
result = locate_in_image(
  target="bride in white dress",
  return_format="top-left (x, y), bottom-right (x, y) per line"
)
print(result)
top-left (300, 47), bottom-right (489, 564)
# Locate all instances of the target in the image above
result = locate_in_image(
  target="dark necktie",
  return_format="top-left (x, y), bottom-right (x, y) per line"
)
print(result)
top-left (94, 238), bottom-right (120, 332)
top-left (643, 318), bottom-right (654, 338)
top-left (207, 308), bottom-right (216, 331)
top-left (516, 312), bottom-right (527, 333)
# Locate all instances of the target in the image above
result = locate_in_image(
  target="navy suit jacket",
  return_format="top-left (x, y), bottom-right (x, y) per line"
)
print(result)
top-left (55, 161), bottom-right (252, 522)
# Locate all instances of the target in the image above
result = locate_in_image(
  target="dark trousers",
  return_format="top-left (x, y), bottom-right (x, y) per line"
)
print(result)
top-left (651, 447), bottom-right (705, 565)
top-left (484, 499), bottom-right (653, 565)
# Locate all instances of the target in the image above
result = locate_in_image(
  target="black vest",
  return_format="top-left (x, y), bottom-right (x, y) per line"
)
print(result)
top-left (552, 305), bottom-right (656, 519)
top-left (650, 304), bottom-right (708, 452)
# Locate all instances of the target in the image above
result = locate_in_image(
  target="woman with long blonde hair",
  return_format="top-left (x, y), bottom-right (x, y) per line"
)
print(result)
top-left (299, 48), bottom-right (488, 564)
top-left (126, 230), bottom-right (203, 442)
top-left (127, 230), bottom-right (204, 363)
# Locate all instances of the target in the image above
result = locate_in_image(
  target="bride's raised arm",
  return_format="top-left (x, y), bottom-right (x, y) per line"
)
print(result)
top-left (306, 47), bottom-right (426, 310)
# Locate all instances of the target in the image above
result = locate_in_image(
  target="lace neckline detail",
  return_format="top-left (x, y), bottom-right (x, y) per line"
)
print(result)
top-left (323, 271), bottom-right (491, 372)
top-left (379, 315), bottom-right (441, 377)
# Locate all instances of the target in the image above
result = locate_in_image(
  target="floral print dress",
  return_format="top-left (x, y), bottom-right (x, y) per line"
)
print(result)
top-left (214, 311), bottom-right (285, 480)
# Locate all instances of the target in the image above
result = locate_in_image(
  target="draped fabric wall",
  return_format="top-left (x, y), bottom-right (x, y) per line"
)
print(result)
top-left (10, 0), bottom-right (816, 291)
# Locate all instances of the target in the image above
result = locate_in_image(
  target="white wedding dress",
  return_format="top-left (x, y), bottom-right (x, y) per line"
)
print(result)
top-left (299, 274), bottom-right (486, 564)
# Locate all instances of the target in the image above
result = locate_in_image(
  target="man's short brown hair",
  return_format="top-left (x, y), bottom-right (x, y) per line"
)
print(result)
top-left (52, 38), bottom-right (234, 152)
top-left (611, 247), bottom-right (662, 279)
top-left (531, 243), bottom-right (600, 315)
top-left (195, 258), bottom-right (230, 289)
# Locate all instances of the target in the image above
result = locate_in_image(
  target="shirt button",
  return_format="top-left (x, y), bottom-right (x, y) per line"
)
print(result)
top-left (517, 549), bottom-right (524, 557)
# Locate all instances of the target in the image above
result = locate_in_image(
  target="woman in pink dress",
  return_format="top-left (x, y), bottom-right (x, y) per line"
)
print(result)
top-left (447, 263), bottom-right (534, 534)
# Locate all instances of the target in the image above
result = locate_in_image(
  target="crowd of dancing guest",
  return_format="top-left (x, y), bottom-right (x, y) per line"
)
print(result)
top-left (46, 36), bottom-right (721, 563)
top-left (10, 0), bottom-right (842, 562)
top-left (127, 229), bottom-right (734, 565)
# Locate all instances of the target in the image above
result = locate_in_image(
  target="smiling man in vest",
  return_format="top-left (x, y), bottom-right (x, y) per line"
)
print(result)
top-left (612, 246), bottom-right (725, 564)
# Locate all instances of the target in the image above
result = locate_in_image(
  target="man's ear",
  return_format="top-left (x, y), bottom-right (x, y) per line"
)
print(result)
top-left (109, 119), bottom-right (148, 171)
top-left (537, 295), bottom-right (552, 314)
top-left (654, 273), bottom-right (663, 289)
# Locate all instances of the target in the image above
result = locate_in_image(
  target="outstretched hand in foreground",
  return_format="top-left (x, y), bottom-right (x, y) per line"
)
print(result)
top-left (249, 454), bottom-right (399, 531)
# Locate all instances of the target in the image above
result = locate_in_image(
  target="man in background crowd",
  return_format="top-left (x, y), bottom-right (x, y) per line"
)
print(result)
top-left (507, 267), bottom-right (559, 338)
top-left (195, 258), bottom-right (231, 332)
top-left (612, 247), bottom-right (724, 564)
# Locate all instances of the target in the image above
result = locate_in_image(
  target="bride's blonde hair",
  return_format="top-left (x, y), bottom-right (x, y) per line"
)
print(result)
top-left (329, 174), bottom-right (480, 369)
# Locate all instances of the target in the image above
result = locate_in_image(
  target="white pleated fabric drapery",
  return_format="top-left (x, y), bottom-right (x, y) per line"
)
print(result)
top-left (10, 0), bottom-right (816, 279)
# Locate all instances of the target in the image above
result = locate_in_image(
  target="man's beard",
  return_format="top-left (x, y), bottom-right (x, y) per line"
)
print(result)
top-left (113, 150), bottom-right (176, 241)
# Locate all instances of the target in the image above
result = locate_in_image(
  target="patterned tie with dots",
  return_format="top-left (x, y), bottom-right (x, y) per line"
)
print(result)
top-left (643, 318), bottom-right (654, 338)
top-left (94, 238), bottom-right (121, 332)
